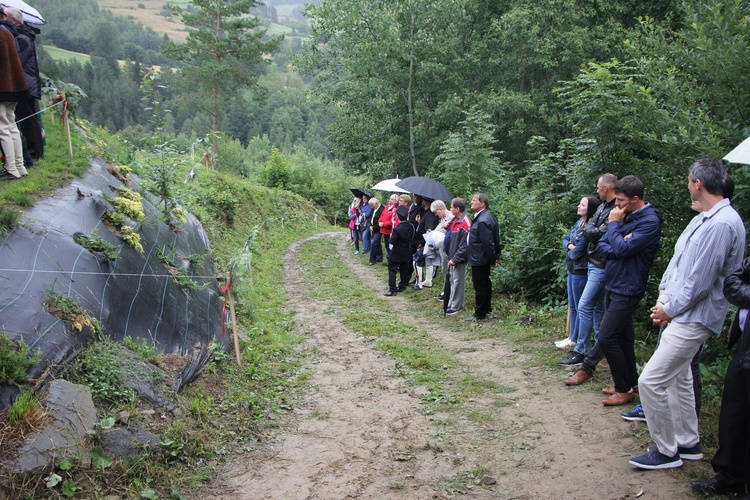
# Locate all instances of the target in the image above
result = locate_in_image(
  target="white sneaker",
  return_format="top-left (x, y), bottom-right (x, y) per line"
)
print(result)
top-left (554, 338), bottom-right (575, 349)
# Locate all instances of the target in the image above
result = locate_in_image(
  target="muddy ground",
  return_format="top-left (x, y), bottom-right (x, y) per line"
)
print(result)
top-left (199, 233), bottom-right (705, 499)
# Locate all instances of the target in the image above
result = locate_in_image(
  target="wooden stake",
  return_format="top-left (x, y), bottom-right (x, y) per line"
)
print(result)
top-left (227, 276), bottom-right (242, 367)
top-left (62, 93), bottom-right (73, 157)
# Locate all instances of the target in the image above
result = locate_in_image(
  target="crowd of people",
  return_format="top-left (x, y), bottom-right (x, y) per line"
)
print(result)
top-left (347, 190), bottom-right (501, 322)
top-left (348, 157), bottom-right (750, 495)
top-left (0, 5), bottom-right (43, 181)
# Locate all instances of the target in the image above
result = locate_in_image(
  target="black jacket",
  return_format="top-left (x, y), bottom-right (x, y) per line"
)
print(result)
top-left (584, 197), bottom-right (616, 268)
top-left (723, 257), bottom-right (750, 367)
top-left (468, 208), bottom-right (501, 267)
top-left (388, 219), bottom-right (415, 263)
top-left (14, 24), bottom-right (40, 98)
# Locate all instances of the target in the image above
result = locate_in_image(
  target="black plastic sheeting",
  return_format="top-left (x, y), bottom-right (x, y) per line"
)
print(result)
top-left (0, 159), bottom-right (225, 406)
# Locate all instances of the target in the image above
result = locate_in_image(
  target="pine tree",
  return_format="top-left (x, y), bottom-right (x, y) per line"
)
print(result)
top-left (163, 0), bottom-right (283, 161)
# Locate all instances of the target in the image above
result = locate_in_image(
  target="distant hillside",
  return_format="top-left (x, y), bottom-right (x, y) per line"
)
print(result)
top-left (94, 0), bottom-right (310, 42)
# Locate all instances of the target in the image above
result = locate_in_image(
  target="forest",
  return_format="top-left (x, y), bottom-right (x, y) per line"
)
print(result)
top-left (34, 0), bottom-right (750, 305)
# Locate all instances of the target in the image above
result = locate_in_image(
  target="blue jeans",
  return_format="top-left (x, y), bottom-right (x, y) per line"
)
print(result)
top-left (567, 272), bottom-right (587, 342)
top-left (574, 264), bottom-right (606, 355)
top-left (361, 226), bottom-right (371, 253)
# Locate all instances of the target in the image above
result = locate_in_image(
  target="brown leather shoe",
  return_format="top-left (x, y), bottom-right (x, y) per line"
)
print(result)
top-left (602, 391), bottom-right (636, 406)
top-left (564, 369), bottom-right (592, 386)
top-left (603, 385), bottom-right (638, 395)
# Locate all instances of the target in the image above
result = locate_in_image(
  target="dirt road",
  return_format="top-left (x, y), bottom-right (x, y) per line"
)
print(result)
top-left (201, 234), bottom-right (700, 499)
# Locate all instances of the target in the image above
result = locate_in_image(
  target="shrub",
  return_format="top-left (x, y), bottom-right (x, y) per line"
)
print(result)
top-left (0, 334), bottom-right (40, 385)
top-left (73, 230), bottom-right (119, 261)
top-left (65, 338), bottom-right (136, 406)
top-left (0, 206), bottom-right (20, 233)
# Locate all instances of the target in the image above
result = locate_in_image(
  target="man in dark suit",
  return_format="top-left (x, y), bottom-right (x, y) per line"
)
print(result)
top-left (691, 257), bottom-right (750, 496)
top-left (466, 193), bottom-right (501, 321)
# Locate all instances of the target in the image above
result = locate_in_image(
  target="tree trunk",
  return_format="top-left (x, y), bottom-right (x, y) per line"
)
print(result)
top-left (407, 4), bottom-right (418, 177)
top-left (212, 0), bottom-right (221, 158)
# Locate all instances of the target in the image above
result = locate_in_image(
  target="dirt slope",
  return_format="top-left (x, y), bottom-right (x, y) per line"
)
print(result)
top-left (199, 233), bottom-right (698, 499)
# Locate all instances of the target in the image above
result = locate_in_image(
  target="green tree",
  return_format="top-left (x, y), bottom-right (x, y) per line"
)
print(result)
top-left (435, 110), bottom-right (506, 198)
top-left (163, 0), bottom-right (283, 159)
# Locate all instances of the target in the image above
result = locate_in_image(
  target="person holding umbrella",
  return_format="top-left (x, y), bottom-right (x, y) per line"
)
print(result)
top-left (360, 193), bottom-right (373, 254)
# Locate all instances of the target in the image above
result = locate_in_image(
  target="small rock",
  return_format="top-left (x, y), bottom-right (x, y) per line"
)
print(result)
top-left (479, 476), bottom-right (497, 486)
top-left (140, 409), bottom-right (156, 419)
top-left (100, 426), bottom-right (160, 459)
top-left (116, 411), bottom-right (130, 425)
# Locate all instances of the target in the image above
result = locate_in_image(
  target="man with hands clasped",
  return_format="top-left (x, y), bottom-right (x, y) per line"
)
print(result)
top-left (629, 159), bottom-right (745, 470)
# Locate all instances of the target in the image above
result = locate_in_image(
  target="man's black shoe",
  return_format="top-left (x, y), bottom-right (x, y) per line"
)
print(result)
top-left (465, 314), bottom-right (486, 322)
top-left (691, 476), bottom-right (747, 495)
top-left (558, 352), bottom-right (585, 366)
top-left (384, 291), bottom-right (398, 297)
top-left (398, 286), bottom-right (407, 292)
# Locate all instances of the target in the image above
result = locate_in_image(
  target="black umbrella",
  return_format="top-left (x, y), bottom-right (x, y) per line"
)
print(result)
top-left (350, 187), bottom-right (373, 199)
top-left (396, 177), bottom-right (453, 201)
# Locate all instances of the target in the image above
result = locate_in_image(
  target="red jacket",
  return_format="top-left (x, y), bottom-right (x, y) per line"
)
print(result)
top-left (379, 204), bottom-right (395, 236)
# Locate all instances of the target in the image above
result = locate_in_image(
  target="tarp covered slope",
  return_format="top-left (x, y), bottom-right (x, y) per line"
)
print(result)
top-left (0, 160), bottom-right (224, 386)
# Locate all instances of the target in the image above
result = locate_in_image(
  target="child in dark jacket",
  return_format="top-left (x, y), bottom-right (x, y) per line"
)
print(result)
top-left (384, 206), bottom-right (414, 296)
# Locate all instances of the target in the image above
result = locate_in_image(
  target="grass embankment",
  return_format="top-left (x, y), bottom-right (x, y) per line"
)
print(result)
top-left (0, 117), bottom-right (90, 231)
top-left (0, 116), bottom-right (331, 497)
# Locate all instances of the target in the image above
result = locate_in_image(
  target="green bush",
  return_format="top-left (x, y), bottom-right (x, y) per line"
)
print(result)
top-left (0, 334), bottom-right (40, 385)
top-left (0, 206), bottom-right (20, 233)
top-left (65, 338), bottom-right (136, 406)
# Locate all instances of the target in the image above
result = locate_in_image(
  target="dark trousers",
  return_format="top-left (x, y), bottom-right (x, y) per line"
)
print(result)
top-left (471, 265), bottom-right (492, 318)
top-left (597, 292), bottom-right (640, 393)
top-left (581, 341), bottom-right (606, 374)
top-left (15, 98), bottom-right (43, 161)
top-left (388, 260), bottom-right (411, 292)
top-left (384, 234), bottom-right (391, 260)
top-left (370, 233), bottom-right (383, 264)
top-left (711, 345), bottom-right (750, 488)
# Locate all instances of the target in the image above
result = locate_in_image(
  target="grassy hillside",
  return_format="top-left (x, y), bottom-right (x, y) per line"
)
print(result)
top-left (97, 0), bottom-right (191, 42)
top-left (94, 0), bottom-right (308, 43)
top-left (42, 45), bottom-right (91, 64)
